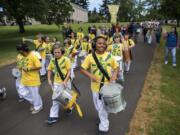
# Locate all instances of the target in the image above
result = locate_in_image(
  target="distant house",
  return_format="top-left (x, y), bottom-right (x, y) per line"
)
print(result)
top-left (70, 3), bottom-right (88, 23)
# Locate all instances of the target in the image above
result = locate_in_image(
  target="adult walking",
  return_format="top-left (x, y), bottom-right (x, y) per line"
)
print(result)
top-left (164, 27), bottom-right (179, 67)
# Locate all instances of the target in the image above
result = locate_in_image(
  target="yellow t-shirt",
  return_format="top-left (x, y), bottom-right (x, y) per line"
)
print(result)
top-left (21, 52), bottom-right (42, 86)
top-left (81, 41), bottom-right (92, 53)
top-left (107, 43), bottom-right (123, 57)
top-left (81, 52), bottom-right (118, 92)
top-left (77, 32), bottom-right (84, 41)
top-left (33, 40), bottom-right (46, 59)
top-left (16, 54), bottom-right (25, 69)
top-left (88, 33), bottom-right (95, 41)
top-left (106, 37), bottom-right (113, 46)
top-left (122, 39), bottom-right (135, 50)
top-left (43, 42), bottom-right (53, 54)
top-left (71, 38), bottom-right (79, 49)
top-left (48, 56), bottom-right (71, 83)
top-left (64, 46), bottom-right (78, 63)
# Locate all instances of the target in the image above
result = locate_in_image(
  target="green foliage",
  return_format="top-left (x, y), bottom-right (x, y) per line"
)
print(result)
top-left (0, 0), bottom-right (73, 32)
top-left (99, 0), bottom-right (112, 22)
top-left (71, 0), bottom-right (89, 10)
top-left (160, 0), bottom-right (180, 26)
top-left (45, 0), bottom-right (73, 27)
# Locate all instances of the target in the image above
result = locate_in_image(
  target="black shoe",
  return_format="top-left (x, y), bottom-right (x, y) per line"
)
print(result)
top-left (45, 117), bottom-right (58, 125)
top-left (98, 130), bottom-right (109, 135)
top-left (66, 108), bottom-right (73, 116)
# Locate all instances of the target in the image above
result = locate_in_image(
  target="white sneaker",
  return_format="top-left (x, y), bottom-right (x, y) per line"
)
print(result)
top-left (164, 61), bottom-right (168, 64)
top-left (31, 107), bottom-right (43, 114)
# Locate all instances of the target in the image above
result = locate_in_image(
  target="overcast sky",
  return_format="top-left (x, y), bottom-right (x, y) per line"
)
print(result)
top-left (89, 0), bottom-right (102, 11)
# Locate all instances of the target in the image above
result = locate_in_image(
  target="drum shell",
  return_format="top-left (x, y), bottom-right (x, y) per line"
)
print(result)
top-left (100, 83), bottom-right (126, 113)
top-left (54, 88), bottom-right (73, 107)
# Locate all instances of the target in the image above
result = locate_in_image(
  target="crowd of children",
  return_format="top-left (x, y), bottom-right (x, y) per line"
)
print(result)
top-left (12, 24), bottom-right (135, 135)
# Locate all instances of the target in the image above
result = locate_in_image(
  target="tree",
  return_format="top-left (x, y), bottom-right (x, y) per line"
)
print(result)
top-left (160, 0), bottom-right (180, 26)
top-left (0, 0), bottom-right (73, 33)
top-left (88, 8), bottom-right (102, 23)
top-left (113, 0), bottom-right (135, 22)
top-left (71, 0), bottom-right (89, 10)
top-left (99, 0), bottom-right (111, 22)
top-left (45, 0), bottom-right (73, 27)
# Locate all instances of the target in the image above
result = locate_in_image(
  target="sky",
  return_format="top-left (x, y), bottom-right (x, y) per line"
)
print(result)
top-left (89, 0), bottom-right (102, 11)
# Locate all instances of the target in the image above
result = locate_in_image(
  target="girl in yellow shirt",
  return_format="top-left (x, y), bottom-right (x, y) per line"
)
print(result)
top-left (17, 43), bottom-right (43, 114)
top-left (107, 35), bottom-right (124, 82)
top-left (122, 33), bottom-right (135, 73)
top-left (64, 38), bottom-right (78, 79)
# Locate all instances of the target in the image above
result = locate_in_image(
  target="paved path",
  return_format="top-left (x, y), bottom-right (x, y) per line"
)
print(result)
top-left (0, 35), bottom-right (156, 135)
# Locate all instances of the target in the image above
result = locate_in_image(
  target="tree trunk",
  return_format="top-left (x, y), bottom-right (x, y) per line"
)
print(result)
top-left (16, 19), bottom-right (25, 33)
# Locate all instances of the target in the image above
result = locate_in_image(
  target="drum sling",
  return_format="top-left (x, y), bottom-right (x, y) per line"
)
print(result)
top-left (54, 58), bottom-right (83, 117)
top-left (92, 52), bottom-right (110, 99)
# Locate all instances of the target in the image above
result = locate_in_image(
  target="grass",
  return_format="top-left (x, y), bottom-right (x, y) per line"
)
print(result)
top-left (128, 26), bottom-right (180, 135)
top-left (149, 28), bottom-right (180, 135)
top-left (0, 23), bottom-right (117, 66)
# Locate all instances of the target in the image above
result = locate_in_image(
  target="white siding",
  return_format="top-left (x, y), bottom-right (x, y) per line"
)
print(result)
top-left (70, 3), bottom-right (88, 22)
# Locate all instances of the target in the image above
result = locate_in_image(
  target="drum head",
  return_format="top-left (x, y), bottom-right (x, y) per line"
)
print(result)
top-left (100, 83), bottom-right (123, 96)
top-left (12, 68), bottom-right (21, 78)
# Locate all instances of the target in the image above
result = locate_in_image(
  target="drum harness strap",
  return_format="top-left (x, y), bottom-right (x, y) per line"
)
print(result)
top-left (92, 52), bottom-right (110, 99)
top-left (55, 58), bottom-right (83, 117)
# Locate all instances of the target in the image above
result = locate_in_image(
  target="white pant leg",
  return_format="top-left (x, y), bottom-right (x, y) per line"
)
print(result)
top-left (19, 85), bottom-right (33, 104)
top-left (15, 77), bottom-right (23, 98)
top-left (92, 92), bottom-right (109, 132)
top-left (29, 86), bottom-right (43, 110)
top-left (71, 63), bottom-right (75, 79)
top-left (40, 58), bottom-right (46, 76)
top-left (50, 100), bottom-right (60, 118)
top-left (118, 60), bottom-right (124, 81)
top-left (49, 83), bottom-right (64, 118)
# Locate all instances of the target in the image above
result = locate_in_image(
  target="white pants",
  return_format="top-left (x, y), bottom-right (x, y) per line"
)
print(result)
top-left (74, 55), bottom-right (78, 68)
top-left (49, 82), bottom-right (71, 118)
top-left (117, 59), bottom-right (124, 81)
top-left (71, 63), bottom-right (76, 79)
top-left (124, 61), bottom-right (131, 72)
top-left (40, 58), bottom-right (46, 76)
top-left (15, 77), bottom-right (23, 98)
top-left (19, 85), bottom-right (43, 110)
top-left (92, 92), bottom-right (109, 132)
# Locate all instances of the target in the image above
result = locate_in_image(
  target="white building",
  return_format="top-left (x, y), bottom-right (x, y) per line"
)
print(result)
top-left (70, 3), bottom-right (88, 22)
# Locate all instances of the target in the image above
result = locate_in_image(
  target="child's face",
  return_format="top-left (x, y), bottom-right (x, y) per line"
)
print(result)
top-left (114, 37), bottom-right (120, 43)
top-left (96, 38), bottom-right (106, 53)
top-left (125, 35), bottom-right (129, 40)
top-left (53, 48), bottom-right (62, 58)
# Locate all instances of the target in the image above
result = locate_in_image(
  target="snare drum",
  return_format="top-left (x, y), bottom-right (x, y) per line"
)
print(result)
top-left (52, 87), bottom-right (83, 117)
top-left (12, 68), bottom-right (21, 78)
top-left (100, 83), bottom-right (126, 113)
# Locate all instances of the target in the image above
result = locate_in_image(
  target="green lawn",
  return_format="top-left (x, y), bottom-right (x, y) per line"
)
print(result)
top-left (149, 26), bottom-right (180, 135)
top-left (0, 23), bottom-right (115, 65)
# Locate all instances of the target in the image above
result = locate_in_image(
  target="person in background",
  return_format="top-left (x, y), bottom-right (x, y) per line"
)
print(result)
top-left (23, 34), bottom-right (47, 79)
top-left (122, 32), bottom-right (135, 73)
top-left (164, 26), bottom-right (179, 67)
